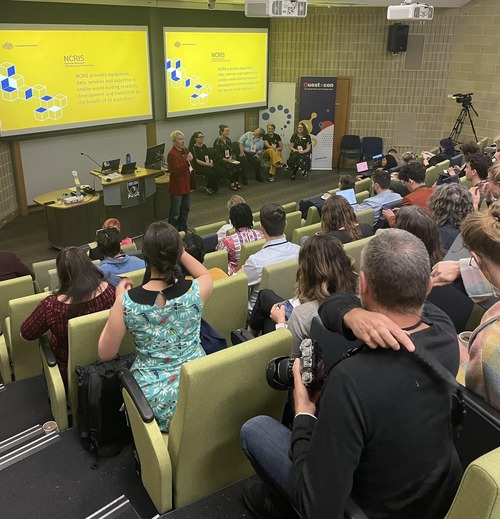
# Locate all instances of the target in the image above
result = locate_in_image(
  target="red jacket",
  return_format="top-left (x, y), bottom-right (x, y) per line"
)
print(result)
top-left (167, 146), bottom-right (191, 195)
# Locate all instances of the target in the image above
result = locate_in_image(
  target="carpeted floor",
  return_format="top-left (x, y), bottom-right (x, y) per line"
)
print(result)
top-left (1, 168), bottom-right (345, 268)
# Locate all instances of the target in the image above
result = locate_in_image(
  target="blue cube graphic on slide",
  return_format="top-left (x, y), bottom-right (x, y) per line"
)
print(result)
top-left (0, 61), bottom-right (68, 122)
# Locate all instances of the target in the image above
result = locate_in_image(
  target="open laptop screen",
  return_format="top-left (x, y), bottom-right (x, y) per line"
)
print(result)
top-left (101, 158), bottom-right (120, 173)
top-left (336, 188), bottom-right (357, 205)
top-left (356, 161), bottom-right (369, 174)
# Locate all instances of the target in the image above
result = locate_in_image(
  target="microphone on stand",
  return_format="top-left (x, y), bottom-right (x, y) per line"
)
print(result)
top-left (81, 152), bottom-right (102, 172)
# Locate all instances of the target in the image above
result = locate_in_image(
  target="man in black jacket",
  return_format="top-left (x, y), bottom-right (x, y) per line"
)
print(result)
top-left (241, 229), bottom-right (462, 519)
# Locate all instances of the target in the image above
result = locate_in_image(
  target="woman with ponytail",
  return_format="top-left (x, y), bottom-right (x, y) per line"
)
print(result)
top-left (99, 221), bottom-right (213, 431)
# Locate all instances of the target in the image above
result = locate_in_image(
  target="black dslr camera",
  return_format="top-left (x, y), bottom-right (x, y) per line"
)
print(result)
top-left (266, 338), bottom-right (324, 391)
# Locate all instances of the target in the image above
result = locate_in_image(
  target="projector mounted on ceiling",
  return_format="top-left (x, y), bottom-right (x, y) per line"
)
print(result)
top-left (387, 2), bottom-right (434, 20)
top-left (245, 0), bottom-right (307, 18)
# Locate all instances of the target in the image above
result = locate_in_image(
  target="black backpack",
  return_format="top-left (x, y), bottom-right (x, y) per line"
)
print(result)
top-left (76, 353), bottom-right (136, 457)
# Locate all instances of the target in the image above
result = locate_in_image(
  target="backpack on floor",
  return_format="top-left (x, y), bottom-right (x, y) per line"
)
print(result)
top-left (76, 353), bottom-right (136, 457)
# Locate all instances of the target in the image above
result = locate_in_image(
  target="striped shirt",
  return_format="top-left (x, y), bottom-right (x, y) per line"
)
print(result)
top-left (218, 227), bottom-right (264, 275)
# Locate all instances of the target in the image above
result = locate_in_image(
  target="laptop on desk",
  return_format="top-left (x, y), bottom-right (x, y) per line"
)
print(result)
top-left (101, 158), bottom-right (120, 174)
top-left (356, 161), bottom-right (370, 175)
top-left (120, 162), bottom-right (137, 175)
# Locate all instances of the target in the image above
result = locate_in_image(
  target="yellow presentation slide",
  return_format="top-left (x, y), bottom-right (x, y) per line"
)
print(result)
top-left (164, 28), bottom-right (268, 117)
top-left (0, 25), bottom-right (152, 137)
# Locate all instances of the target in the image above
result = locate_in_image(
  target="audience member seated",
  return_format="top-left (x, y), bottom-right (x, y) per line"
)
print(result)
top-left (213, 124), bottom-right (243, 191)
top-left (238, 128), bottom-right (265, 183)
top-left (422, 138), bottom-right (460, 167)
top-left (393, 206), bottom-right (445, 266)
top-left (21, 247), bottom-right (116, 382)
top-left (0, 250), bottom-right (34, 282)
top-left (98, 221), bottom-right (213, 432)
top-left (241, 230), bottom-right (461, 519)
top-left (443, 151), bottom-right (490, 189)
top-left (287, 123), bottom-right (312, 180)
top-left (96, 227), bottom-right (145, 276)
top-left (375, 153), bottom-right (398, 172)
top-left (88, 218), bottom-right (133, 261)
top-left (218, 203), bottom-right (263, 276)
top-left (320, 195), bottom-right (374, 244)
top-left (460, 207), bottom-right (500, 410)
top-left (240, 203), bottom-right (300, 312)
top-left (392, 206), bottom-right (473, 333)
top-left (216, 194), bottom-right (246, 241)
top-left (262, 124), bottom-right (285, 182)
top-left (298, 176), bottom-right (356, 220)
top-left (387, 147), bottom-right (402, 166)
top-left (188, 131), bottom-right (224, 196)
top-left (182, 233), bottom-right (227, 282)
top-left (399, 161), bottom-right (434, 207)
top-left (351, 170), bottom-right (402, 226)
top-left (247, 233), bottom-right (357, 355)
top-left (338, 174), bottom-right (356, 191)
top-left (428, 184), bottom-right (474, 250)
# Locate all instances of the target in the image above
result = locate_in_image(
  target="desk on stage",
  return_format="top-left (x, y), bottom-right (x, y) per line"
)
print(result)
top-left (90, 167), bottom-right (168, 237)
top-left (33, 188), bottom-right (101, 249)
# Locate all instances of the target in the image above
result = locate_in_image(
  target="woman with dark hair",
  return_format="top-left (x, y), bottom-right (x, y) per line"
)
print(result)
top-left (423, 138), bottom-right (460, 167)
top-left (320, 195), bottom-right (373, 244)
top-left (218, 203), bottom-right (264, 275)
top-left (287, 123), bottom-right (312, 180)
top-left (376, 154), bottom-right (398, 172)
top-left (394, 206), bottom-right (445, 266)
top-left (99, 221), bottom-right (213, 432)
top-left (188, 131), bottom-right (224, 196)
top-left (248, 234), bottom-right (358, 355)
top-left (429, 183), bottom-right (474, 250)
top-left (213, 124), bottom-right (242, 191)
top-left (21, 247), bottom-right (116, 381)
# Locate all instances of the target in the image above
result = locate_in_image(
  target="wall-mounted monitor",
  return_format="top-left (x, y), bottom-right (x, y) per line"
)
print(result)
top-left (164, 27), bottom-right (268, 118)
top-left (0, 24), bottom-right (153, 137)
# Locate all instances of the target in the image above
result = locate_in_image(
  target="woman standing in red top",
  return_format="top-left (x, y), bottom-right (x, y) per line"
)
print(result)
top-left (21, 247), bottom-right (116, 382)
top-left (167, 130), bottom-right (193, 232)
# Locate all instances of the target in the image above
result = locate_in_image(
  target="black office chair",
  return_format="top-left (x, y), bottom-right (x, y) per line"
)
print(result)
top-left (337, 135), bottom-right (362, 170)
top-left (361, 137), bottom-right (383, 161)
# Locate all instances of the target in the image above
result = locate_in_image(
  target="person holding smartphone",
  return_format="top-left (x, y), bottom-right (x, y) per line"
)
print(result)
top-left (247, 234), bottom-right (357, 356)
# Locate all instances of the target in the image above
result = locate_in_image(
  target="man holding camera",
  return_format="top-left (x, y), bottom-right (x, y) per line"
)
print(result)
top-left (241, 230), bottom-right (462, 519)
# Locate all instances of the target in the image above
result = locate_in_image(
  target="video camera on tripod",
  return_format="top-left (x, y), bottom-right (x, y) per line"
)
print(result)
top-left (448, 92), bottom-right (478, 143)
top-left (451, 92), bottom-right (473, 108)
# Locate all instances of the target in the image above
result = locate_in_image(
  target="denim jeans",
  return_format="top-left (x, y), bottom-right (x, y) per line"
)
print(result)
top-left (240, 415), bottom-right (296, 506)
top-left (241, 152), bottom-right (264, 181)
top-left (169, 193), bottom-right (190, 231)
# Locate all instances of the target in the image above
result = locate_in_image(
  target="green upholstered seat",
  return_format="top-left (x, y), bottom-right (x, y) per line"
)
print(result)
top-left (354, 177), bottom-right (371, 194)
top-left (444, 447), bottom-right (500, 519)
top-left (0, 291), bottom-right (49, 383)
top-left (202, 273), bottom-right (249, 343)
top-left (203, 249), bottom-right (228, 272)
top-left (260, 258), bottom-right (298, 300)
top-left (40, 309), bottom-right (136, 430)
top-left (121, 329), bottom-right (291, 514)
top-left (344, 235), bottom-right (374, 272)
top-left (292, 222), bottom-right (321, 245)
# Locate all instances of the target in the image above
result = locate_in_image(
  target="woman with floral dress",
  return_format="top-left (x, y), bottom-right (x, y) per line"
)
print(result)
top-left (98, 221), bottom-right (213, 432)
top-left (287, 123), bottom-right (312, 180)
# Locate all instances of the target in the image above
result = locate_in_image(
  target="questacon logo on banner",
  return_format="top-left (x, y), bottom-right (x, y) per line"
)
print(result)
top-left (299, 77), bottom-right (337, 170)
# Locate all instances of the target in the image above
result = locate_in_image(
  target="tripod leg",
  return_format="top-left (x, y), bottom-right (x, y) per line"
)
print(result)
top-left (467, 108), bottom-right (479, 143)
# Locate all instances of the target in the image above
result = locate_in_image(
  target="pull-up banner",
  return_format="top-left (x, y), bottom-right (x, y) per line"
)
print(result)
top-left (299, 77), bottom-right (337, 170)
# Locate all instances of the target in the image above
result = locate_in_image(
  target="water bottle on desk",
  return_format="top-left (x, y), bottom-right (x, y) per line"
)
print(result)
top-left (126, 153), bottom-right (131, 164)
